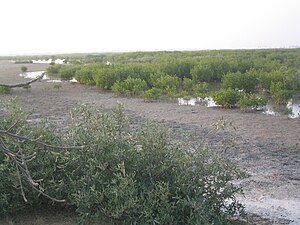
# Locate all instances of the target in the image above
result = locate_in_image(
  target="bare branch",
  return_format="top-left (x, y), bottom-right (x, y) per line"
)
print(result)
top-left (0, 73), bottom-right (45, 89)
top-left (0, 129), bottom-right (84, 150)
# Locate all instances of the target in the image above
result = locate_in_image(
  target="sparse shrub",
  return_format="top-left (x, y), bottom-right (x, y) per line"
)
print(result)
top-left (52, 83), bottom-right (62, 89)
top-left (0, 86), bottom-right (10, 94)
top-left (21, 66), bottom-right (28, 73)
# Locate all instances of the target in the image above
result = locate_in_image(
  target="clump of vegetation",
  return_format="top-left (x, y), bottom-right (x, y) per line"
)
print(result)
top-left (0, 101), bottom-right (245, 224)
top-left (112, 77), bottom-right (148, 96)
top-left (270, 82), bottom-right (294, 104)
top-left (222, 69), bottom-right (259, 93)
top-left (0, 86), bottom-right (10, 94)
top-left (57, 65), bottom-right (81, 80)
top-left (52, 83), bottom-right (63, 89)
top-left (46, 64), bottom-right (64, 75)
top-left (213, 88), bottom-right (242, 108)
top-left (141, 87), bottom-right (163, 101)
top-left (236, 94), bottom-right (267, 112)
top-left (21, 66), bottom-right (28, 73)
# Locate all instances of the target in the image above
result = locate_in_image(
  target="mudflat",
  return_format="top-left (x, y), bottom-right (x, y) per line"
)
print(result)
top-left (1, 60), bottom-right (299, 225)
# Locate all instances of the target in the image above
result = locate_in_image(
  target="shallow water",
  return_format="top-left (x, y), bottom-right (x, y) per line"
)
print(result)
top-left (178, 96), bottom-right (300, 118)
top-left (32, 58), bottom-right (66, 64)
top-left (20, 71), bottom-right (48, 79)
top-left (263, 99), bottom-right (300, 119)
top-left (178, 97), bottom-right (218, 107)
top-left (20, 71), bottom-right (79, 84)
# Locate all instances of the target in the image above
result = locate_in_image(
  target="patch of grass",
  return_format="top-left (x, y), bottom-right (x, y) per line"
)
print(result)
top-left (0, 86), bottom-right (10, 94)
top-left (52, 83), bottom-right (62, 89)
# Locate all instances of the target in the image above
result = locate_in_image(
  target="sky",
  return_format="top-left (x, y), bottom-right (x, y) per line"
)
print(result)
top-left (0, 0), bottom-right (299, 55)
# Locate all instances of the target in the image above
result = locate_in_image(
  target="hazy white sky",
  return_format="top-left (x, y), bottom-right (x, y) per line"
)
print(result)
top-left (0, 0), bottom-right (299, 55)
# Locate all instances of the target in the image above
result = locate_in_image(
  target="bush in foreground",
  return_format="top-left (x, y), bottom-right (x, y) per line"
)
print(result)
top-left (0, 101), bottom-right (245, 224)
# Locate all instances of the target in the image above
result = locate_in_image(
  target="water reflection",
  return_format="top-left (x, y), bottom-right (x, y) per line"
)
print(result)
top-left (20, 71), bottom-right (48, 79)
top-left (263, 99), bottom-right (300, 118)
top-left (32, 59), bottom-right (66, 64)
top-left (178, 97), bottom-right (218, 107)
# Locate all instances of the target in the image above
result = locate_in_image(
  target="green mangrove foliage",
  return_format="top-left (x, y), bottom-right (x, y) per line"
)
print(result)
top-left (213, 89), bottom-right (243, 108)
top-left (112, 77), bottom-right (148, 96)
top-left (57, 65), bottom-right (81, 80)
top-left (44, 48), bottom-right (300, 110)
top-left (0, 101), bottom-right (245, 224)
top-left (222, 69), bottom-right (260, 93)
top-left (236, 94), bottom-right (267, 112)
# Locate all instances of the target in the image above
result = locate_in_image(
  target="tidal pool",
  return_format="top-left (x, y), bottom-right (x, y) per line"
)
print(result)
top-left (20, 71), bottom-right (78, 84)
top-left (20, 71), bottom-right (48, 79)
top-left (178, 97), bottom-right (218, 107)
top-left (263, 99), bottom-right (300, 118)
top-left (31, 59), bottom-right (66, 64)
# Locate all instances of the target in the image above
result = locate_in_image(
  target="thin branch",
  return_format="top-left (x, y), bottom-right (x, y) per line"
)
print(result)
top-left (0, 129), bottom-right (84, 150)
top-left (16, 164), bottom-right (28, 202)
top-left (0, 73), bottom-right (45, 89)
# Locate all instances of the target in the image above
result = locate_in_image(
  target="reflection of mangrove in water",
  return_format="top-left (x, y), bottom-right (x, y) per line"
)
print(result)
top-left (178, 97), bottom-right (300, 119)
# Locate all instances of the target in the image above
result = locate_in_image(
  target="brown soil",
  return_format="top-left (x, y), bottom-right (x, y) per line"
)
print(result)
top-left (0, 60), bottom-right (299, 225)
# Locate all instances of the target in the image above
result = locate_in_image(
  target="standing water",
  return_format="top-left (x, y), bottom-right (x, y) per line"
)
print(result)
top-left (178, 96), bottom-right (300, 118)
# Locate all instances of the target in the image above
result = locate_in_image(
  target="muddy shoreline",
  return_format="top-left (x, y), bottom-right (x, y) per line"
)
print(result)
top-left (1, 60), bottom-right (299, 224)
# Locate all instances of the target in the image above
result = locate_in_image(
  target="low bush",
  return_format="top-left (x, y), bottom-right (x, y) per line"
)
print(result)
top-left (46, 64), bottom-right (63, 74)
top-left (112, 77), bottom-right (148, 96)
top-left (236, 94), bottom-right (267, 112)
top-left (21, 66), bottom-right (28, 73)
top-left (213, 88), bottom-right (242, 108)
top-left (57, 65), bottom-right (81, 80)
top-left (0, 86), bottom-right (10, 94)
top-left (153, 74), bottom-right (181, 95)
top-left (0, 100), bottom-right (245, 225)
top-left (141, 87), bottom-right (163, 101)
top-left (75, 65), bottom-right (97, 86)
top-left (192, 82), bottom-right (209, 97)
top-left (270, 82), bottom-right (294, 104)
top-left (222, 69), bottom-right (259, 93)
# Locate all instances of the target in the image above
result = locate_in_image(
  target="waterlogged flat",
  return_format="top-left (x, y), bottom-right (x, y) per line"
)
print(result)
top-left (263, 98), bottom-right (300, 119)
top-left (178, 96), bottom-right (300, 118)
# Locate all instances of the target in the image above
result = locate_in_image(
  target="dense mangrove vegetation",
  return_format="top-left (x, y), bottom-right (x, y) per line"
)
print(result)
top-left (43, 49), bottom-right (300, 110)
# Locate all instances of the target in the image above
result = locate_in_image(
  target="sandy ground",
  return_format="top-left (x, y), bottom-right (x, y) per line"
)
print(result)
top-left (0, 60), bottom-right (299, 225)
